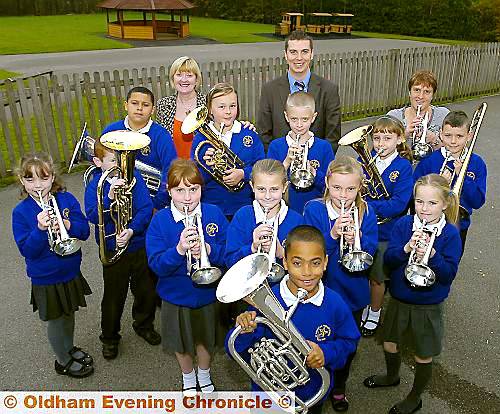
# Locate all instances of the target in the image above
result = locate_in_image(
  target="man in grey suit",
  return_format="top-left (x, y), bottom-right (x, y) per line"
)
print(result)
top-left (258, 30), bottom-right (341, 152)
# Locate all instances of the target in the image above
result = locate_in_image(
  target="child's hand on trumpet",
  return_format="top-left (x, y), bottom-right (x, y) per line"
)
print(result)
top-left (252, 223), bottom-right (273, 253)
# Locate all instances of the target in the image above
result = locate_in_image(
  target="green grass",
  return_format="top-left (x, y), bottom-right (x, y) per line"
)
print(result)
top-left (189, 17), bottom-right (277, 43)
top-left (0, 69), bottom-right (21, 80)
top-left (353, 31), bottom-right (475, 46)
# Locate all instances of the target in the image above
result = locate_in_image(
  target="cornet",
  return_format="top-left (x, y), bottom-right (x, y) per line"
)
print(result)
top-left (289, 134), bottom-right (315, 189)
top-left (338, 200), bottom-right (373, 273)
top-left (37, 191), bottom-right (81, 256)
top-left (259, 207), bottom-right (285, 283)
top-left (411, 105), bottom-right (432, 161)
top-left (183, 206), bottom-right (222, 285)
top-left (405, 219), bottom-right (437, 288)
top-left (217, 253), bottom-right (330, 413)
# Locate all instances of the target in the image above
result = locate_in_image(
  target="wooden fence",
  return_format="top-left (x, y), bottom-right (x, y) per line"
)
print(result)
top-left (1, 43), bottom-right (499, 177)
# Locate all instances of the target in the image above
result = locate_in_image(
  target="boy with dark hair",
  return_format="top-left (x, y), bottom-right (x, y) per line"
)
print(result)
top-left (227, 225), bottom-right (360, 414)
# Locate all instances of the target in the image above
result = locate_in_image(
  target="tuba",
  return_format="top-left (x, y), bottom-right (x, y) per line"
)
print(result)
top-left (182, 106), bottom-right (245, 192)
top-left (183, 206), bottom-right (222, 285)
top-left (217, 255), bottom-right (330, 413)
top-left (410, 105), bottom-right (432, 161)
top-left (338, 200), bottom-right (373, 273)
top-left (97, 130), bottom-right (151, 265)
top-left (339, 125), bottom-right (389, 200)
top-left (259, 207), bottom-right (285, 283)
top-left (405, 219), bottom-right (437, 288)
top-left (439, 102), bottom-right (487, 219)
top-left (37, 191), bottom-right (81, 256)
top-left (68, 123), bottom-right (162, 193)
top-left (289, 134), bottom-right (315, 189)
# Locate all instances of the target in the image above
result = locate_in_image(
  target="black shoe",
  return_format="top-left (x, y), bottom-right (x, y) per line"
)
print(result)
top-left (135, 328), bottom-right (161, 345)
top-left (102, 343), bottom-right (119, 360)
top-left (55, 359), bottom-right (94, 378)
top-left (69, 346), bottom-right (93, 366)
top-left (364, 375), bottom-right (401, 388)
top-left (388, 400), bottom-right (422, 414)
top-left (331, 395), bottom-right (349, 412)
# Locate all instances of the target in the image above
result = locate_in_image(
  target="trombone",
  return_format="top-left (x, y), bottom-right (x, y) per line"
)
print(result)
top-left (411, 105), bottom-right (432, 161)
top-left (289, 134), bottom-right (315, 189)
top-left (405, 219), bottom-right (437, 288)
top-left (338, 200), bottom-right (373, 273)
top-left (37, 191), bottom-right (81, 256)
top-left (259, 207), bottom-right (285, 283)
top-left (183, 206), bottom-right (222, 285)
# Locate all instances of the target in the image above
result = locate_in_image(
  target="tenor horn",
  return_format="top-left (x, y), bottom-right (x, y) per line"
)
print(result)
top-left (217, 256), bottom-right (330, 413)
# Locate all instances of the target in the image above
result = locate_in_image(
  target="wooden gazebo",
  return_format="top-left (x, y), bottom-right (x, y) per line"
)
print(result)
top-left (98, 0), bottom-right (195, 40)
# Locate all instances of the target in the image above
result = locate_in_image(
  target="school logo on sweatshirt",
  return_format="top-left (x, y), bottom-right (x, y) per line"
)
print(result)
top-left (141, 145), bottom-right (151, 156)
top-left (315, 325), bottom-right (332, 342)
top-left (310, 159), bottom-right (320, 170)
top-left (206, 223), bottom-right (218, 237)
top-left (242, 136), bottom-right (253, 147)
top-left (389, 170), bottom-right (399, 182)
top-left (466, 171), bottom-right (475, 180)
top-left (63, 208), bottom-right (70, 219)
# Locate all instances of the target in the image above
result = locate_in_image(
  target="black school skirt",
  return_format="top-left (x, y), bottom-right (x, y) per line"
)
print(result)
top-left (31, 273), bottom-right (92, 321)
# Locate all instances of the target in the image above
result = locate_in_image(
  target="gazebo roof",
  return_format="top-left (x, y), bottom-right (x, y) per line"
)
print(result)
top-left (98, 0), bottom-right (195, 10)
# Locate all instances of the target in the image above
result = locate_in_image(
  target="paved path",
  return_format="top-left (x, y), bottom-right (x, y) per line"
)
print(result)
top-left (0, 95), bottom-right (498, 413)
top-left (0, 38), bottom-right (437, 78)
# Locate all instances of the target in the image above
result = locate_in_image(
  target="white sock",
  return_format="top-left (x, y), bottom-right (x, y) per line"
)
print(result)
top-left (197, 367), bottom-right (214, 392)
top-left (182, 369), bottom-right (197, 396)
top-left (364, 307), bottom-right (381, 330)
top-left (360, 305), bottom-right (370, 327)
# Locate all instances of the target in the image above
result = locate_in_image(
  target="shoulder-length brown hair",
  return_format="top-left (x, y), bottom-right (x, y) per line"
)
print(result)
top-left (16, 152), bottom-right (65, 199)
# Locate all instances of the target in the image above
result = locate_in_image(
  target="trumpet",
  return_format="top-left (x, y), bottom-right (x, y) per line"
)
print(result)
top-left (339, 125), bottom-right (389, 200)
top-left (259, 207), bottom-right (285, 283)
top-left (182, 106), bottom-right (245, 192)
top-left (217, 253), bottom-right (330, 413)
top-left (183, 206), bottom-right (222, 285)
top-left (289, 134), bottom-right (315, 189)
top-left (37, 191), bottom-right (81, 256)
top-left (338, 200), bottom-right (373, 273)
top-left (439, 102), bottom-right (487, 218)
top-left (411, 105), bottom-right (432, 161)
top-left (97, 130), bottom-right (151, 265)
top-left (68, 123), bottom-right (162, 193)
top-left (405, 219), bottom-right (438, 288)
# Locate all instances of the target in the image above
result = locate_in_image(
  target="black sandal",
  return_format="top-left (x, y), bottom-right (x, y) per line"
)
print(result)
top-left (199, 382), bottom-right (216, 393)
top-left (182, 385), bottom-right (198, 397)
top-left (69, 346), bottom-right (93, 366)
top-left (55, 358), bottom-right (94, 378)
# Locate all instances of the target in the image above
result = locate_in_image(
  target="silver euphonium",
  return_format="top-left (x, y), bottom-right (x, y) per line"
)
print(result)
top-left (411, 105), bottom-right (432, 161)
top-left (259, 207), bottom-right (285, 283)
top-left (37, 191), bottom-right (81, 256)
top-left (217, 256), bottom-right (330, 413)
top-left (405, 219), bottom-right (438, 288)
top-left (290, 134), bottom-right (315, 189)
top-left (68, 123), bottom-right (162, 193)
top-left (339, 200), bottom-right (373, 273)
top-left (183, 206), bottom-right (222, 285)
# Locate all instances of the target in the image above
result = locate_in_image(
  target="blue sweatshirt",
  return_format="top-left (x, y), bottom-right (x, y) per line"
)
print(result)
top-left (12, 191), bottom-right (90, 285)
top-left (304, 199), bottom-right (378, 311)
top-left (102, 119), bottom-right (178, 210)
top-left (146, 203), bottom-right (228, 308)
top-left (413, 149), bottom-right (487, 230)
top-left (85, 169), bottom-right (153, 254)
top-left (267, 136), bottom-right (335, 214)
top-left (365, 153), bottom-right (413, 241)
top-left (384, 215), bottom-right (462, 304)
top-left (225, 282), bottom-right (360, 403)
top-left (225, 205), bottom-right (303, 268)
top-left (191, 125), bottom-right (265, 216)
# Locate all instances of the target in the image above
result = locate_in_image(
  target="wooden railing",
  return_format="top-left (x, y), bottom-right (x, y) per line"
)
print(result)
top-left (0, 43), bottom-right (499, 177)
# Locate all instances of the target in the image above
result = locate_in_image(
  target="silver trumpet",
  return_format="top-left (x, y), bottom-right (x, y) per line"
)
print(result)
top-left (290, 134), bottom-right (315, 189)
top-left (217, 256), bottom-right (330, 413)
top-left (411, 105), bottom-right (432, 161)
top-left (339, 200), bottom-right (373, 272)
top-left (37, 191), bottom-right (81, 256)
top-left (259, 207), bottom-right (285, 283)
top-left (183, 206), bottom-right (222, 285)
top-left (405, 219), bottom-right (438, 288)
